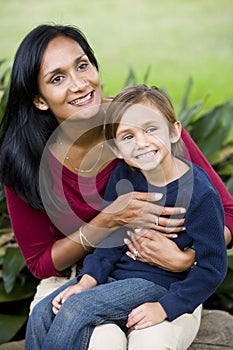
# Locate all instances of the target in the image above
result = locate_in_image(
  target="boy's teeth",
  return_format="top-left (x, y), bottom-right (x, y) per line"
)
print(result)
top-left (136, 151), bottom-right (155, 159)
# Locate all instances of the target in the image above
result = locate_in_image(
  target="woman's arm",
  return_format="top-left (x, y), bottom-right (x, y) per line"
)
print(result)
top-left (6, 186), bottom-right (98, 279)
top-left (6, 185), bottom-right (185, 278)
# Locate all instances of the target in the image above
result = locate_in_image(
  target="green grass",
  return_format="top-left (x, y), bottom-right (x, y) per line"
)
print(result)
top-left (0, 0), bottom-right (232, 113)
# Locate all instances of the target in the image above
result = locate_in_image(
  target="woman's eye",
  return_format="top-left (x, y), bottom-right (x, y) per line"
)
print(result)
top-left (51, 75), bottom-right (64, 84)
top-left (77, 62), bottom-right (88, 71)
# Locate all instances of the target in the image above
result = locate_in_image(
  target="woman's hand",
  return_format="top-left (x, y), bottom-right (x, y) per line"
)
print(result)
top-left (101, 191), bottom-right (186, 232)
top-left (125, 229), bottom-right (195, 272)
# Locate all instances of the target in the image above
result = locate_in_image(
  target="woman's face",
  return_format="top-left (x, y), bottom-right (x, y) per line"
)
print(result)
top-left (34, 36), bottom-right (102, 123)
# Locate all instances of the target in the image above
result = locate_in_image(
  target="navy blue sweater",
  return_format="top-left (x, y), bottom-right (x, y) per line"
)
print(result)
top-left (78, 160), bottom-right (227, 321)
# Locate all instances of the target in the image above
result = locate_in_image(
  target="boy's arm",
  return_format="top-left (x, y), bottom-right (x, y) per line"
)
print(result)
top-left (158, 189), bottom-right (227, 321)
top-left (181, 128), bottom-right (233, 246)
top-left (76, 274), bottom-right (98, 290)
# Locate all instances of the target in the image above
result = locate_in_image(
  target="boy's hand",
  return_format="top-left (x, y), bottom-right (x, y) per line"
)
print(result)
top-left (52, 284), bottom-right (84, 315)
top-left (52, 274), bottom-right (97, 315)
top-left (126, 302), bottom-right (167, 330)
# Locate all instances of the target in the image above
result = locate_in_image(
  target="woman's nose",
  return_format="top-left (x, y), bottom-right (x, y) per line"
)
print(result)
top-left (69, 77), bottom-right (88, 92)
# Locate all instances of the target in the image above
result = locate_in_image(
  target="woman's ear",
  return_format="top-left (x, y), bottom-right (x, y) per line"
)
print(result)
top-left (170, 121), bottom-right (182, 144)
top-left (33, 95), bottom-right (49, 111)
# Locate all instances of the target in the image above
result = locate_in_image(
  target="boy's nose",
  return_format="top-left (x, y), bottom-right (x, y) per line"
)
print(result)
top-left (135, 134), bottom-right (150, 147)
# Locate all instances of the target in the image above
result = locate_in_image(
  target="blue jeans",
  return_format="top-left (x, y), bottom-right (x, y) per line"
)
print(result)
top-left (25, 277), bottom-right (167, 350)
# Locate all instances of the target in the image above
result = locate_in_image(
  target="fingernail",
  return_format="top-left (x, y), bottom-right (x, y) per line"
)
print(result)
top-left (134, 228), bottom-right (141, 233)
top-left (124, 238), bottom-right (130, 245)
top-left (153, 193), bottom-right (163, 200)
top-left (180, 208), bottom-right (186, 213)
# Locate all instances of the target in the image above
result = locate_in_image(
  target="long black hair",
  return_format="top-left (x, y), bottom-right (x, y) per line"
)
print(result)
top-left (0, 24), bottom-right (99, 210)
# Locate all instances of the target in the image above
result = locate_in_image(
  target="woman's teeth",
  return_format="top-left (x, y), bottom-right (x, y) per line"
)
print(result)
top-left (70, 92), bottom-right (92, 105)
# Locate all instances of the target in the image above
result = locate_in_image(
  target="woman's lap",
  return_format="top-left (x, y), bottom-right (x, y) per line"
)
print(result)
top-left (30, 277), bottom-right (202, 350)
top-left (127, 304), bottom-right (202, 350)
top-left (89, 305), bottom-right (202, 350)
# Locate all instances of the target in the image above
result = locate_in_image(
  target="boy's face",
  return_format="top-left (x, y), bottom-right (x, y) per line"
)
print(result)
top-left (113, 102), bottom-right (181, 172)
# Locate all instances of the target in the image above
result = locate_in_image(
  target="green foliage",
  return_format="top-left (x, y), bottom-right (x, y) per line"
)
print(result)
top-left (0, 261), bottom-right (38, 344)
top-left (0, 314), bottom-right (27, 344)
top-left (0, 234), bottom-right (38, 344)
top-left (122, 65), bottom-right (152, 88)
top-left (0, 60), bottom-right (11, 118)
top-left (178, 77), bottom-right (233, 195)
top-left (2, 248), bottom-right (26, 293)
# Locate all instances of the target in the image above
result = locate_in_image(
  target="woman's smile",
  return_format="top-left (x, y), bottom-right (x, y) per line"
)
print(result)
top-left (69, 91), bottom-right (94, 106)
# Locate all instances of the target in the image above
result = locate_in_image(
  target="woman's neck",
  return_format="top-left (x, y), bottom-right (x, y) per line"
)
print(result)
top-left (59, 125), bottom-right (104, 148)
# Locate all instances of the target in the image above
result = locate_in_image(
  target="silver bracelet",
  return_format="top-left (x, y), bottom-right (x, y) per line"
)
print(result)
top-left (79, 226), bottom-right (95, 250)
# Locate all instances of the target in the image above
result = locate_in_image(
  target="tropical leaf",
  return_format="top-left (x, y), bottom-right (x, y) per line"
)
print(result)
top-left (2, 248), bottom-right (26, 293)
top-left (0, 313), bottom-right (27, 344)
top-left (0, 277), bottom-right (38, 302)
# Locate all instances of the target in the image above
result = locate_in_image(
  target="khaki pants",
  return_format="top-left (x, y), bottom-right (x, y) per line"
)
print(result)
top-left (30, 273), bottom-right (202, 350)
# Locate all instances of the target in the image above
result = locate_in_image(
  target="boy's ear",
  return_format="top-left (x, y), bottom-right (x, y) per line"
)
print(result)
top-left (109, 144), bottom-right (124, 159)
top-left (170, 121), bottom-right (182, 144)
top-left (33, 95), bottom-right (49, 111)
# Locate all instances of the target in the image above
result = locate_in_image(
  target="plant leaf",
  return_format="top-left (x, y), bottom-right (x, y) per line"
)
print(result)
top-left (0, 313), bottom-right (27, 344)
top-left (0, 277), bottom-right (38, 302)
top-left (2, 248), bottom-right (26, 293)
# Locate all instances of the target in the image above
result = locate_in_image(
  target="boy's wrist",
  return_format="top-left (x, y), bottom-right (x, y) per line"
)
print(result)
top-left (78, 274), bottom-right (98, 290)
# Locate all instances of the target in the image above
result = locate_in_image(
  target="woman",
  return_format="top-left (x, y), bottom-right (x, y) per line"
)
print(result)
top-left (0, 24), bottom-right (232, 349)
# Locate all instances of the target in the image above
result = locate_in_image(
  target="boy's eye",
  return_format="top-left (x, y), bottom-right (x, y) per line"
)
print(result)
top-left (122, 134), bottom-right (133, 141)
top-left (146, 127), bottom-right (157, 134)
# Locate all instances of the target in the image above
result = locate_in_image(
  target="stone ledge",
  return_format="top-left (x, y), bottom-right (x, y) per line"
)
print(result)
top-left (0, 340), bottom-right (24, 350)
top-left (0, 309), bottom-right (232, 349)
top-left (188, 309), bottom-right (233, 349)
